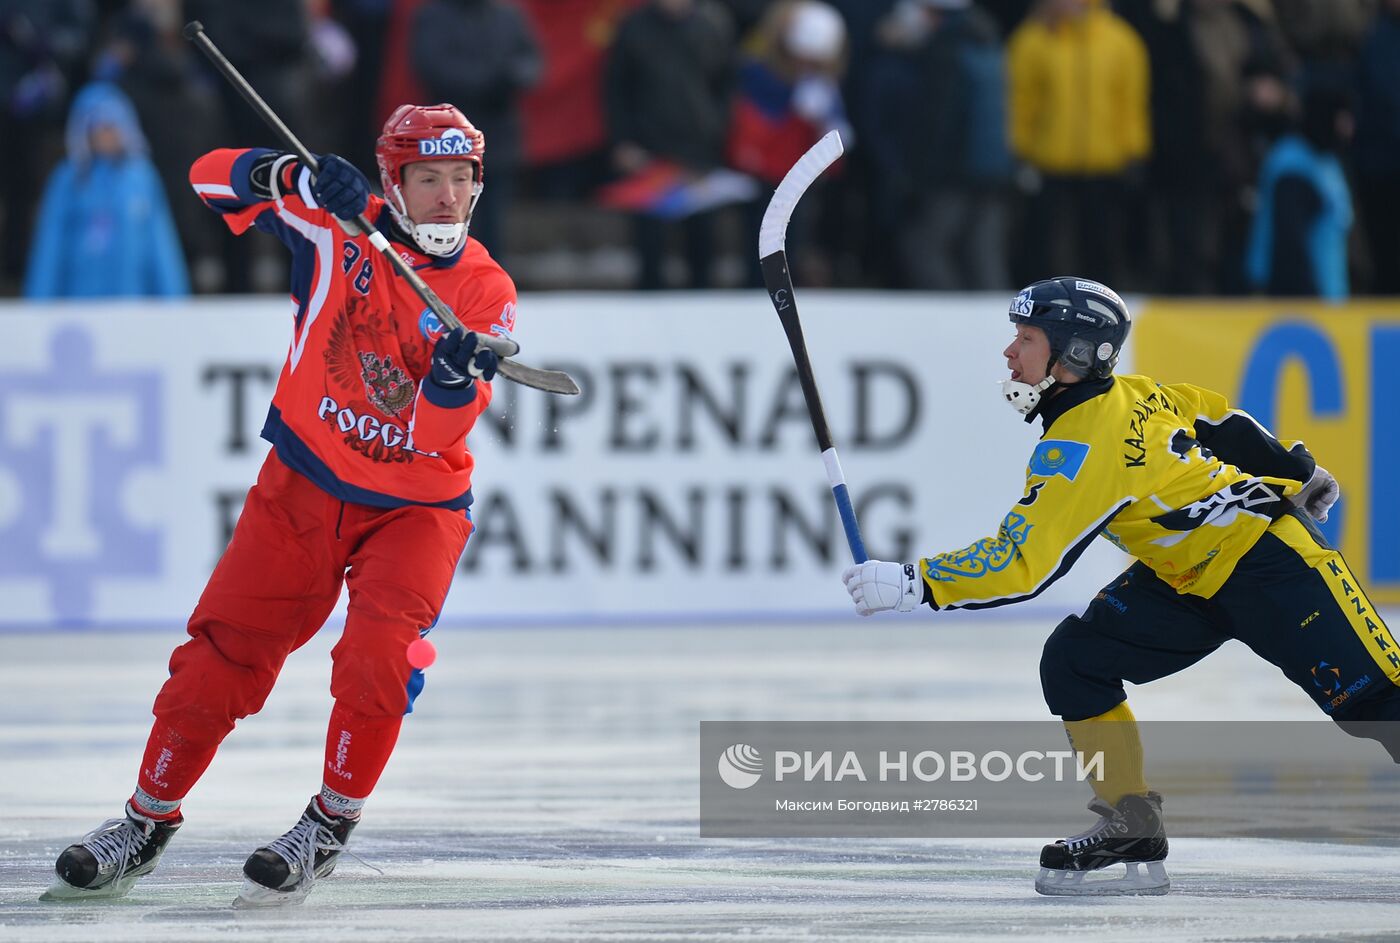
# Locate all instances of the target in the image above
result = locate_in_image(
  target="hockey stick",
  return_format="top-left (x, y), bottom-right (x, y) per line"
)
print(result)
top-left (183, 20), bottom-right (579, 396)
top-left (759, 131), bottom-right (867, 564)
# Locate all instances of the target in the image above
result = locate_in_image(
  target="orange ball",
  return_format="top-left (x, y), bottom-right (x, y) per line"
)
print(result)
top-left (406, 637), bottom-right (437, 669)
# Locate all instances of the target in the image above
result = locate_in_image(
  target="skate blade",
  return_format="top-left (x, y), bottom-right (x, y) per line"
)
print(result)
top-left (39, 873), bottom-right (141, 902)
top-left (232, 877), bottom-right (313, 909)
top-left (1035, 860), bottom-right (1169, 897)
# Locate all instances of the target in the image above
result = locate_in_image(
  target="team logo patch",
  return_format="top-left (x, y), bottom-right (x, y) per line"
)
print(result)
top-left (493, 301), bottom-right (516, 338)
top-left (419, 127), bottom-right (473, 157)
top-left (419, 306), bottom-right (445, 341)
top-left (359, 351), bottom-right (415, 417)
top-left (1097, 342), bottom-right (1114, 361)
top-left (1028, 440), bottom-right (1091, 481)
top-left (1010, 288), bottom-right (1033, 317)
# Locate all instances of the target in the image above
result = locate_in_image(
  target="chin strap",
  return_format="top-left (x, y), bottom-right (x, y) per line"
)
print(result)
top-left (384, 182), bottom-right (477, 258)
top-left (409, 221), bottom-right (467, 256)
top-left (1001, 375), bottom-right (1056, 416)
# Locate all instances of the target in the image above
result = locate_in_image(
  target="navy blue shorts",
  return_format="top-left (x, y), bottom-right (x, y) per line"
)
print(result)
top-left (1041, 510), bottom-right (1400, 757)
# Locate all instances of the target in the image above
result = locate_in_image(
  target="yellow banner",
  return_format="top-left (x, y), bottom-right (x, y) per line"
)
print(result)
top-left (1136, 300), bottom-right (1400, 603)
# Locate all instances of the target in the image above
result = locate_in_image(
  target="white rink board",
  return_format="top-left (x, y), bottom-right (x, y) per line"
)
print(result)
top-left (0, 293), bottom-right (1129, 628)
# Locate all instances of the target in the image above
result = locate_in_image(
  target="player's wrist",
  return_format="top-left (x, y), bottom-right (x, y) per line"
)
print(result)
top-left (247, 150), bottom-right (301, 201)
top-left (421, 370), bottom-right (478, 408)
top-left (894, 562), bottom-right (920, 612)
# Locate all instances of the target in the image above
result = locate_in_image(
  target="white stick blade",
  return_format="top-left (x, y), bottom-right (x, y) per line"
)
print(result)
top-left (758, 131), bottom-right (844, 258)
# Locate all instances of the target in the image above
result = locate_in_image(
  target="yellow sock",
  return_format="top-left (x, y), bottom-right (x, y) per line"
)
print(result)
top-left (1063, 701), bottom-right (1148, 806)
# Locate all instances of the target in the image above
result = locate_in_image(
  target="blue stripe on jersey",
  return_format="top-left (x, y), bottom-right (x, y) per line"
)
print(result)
top-left (260, 405), bottom-right (474, 511)
top-left (422, 244), bottom-right (466, 268)
top-left (250, 208), bottom-right (318, 329)
top-left (251, 205), bottom-right (297, 245)
top-left (204, 197), bottom-right (246, 214)
top-left (230, 147), bottom-right (278, 202)
top-left (287, 237), bottom-right (317, 331)
top-left (374, 203), bottom-right (396, 233)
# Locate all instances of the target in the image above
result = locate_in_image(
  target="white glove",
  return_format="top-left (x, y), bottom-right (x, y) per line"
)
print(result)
top-left (1293, 465), bottom-right (1340, 523)
top-left (842, 561), bottom-right (921, 617)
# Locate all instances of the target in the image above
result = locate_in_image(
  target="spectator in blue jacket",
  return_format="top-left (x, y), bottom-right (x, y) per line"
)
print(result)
top-left (1245, 80), bottom-right (1354, 300)
top-left (24, 81), bottom-right (189, 299)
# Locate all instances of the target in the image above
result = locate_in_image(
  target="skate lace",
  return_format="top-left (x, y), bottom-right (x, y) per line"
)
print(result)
top-left (82, 816), bottom-right (150, 883)
top-left (1065, 800), bottom-right (1129, 852)
top-left (264, 814), bottom-right (382, 889)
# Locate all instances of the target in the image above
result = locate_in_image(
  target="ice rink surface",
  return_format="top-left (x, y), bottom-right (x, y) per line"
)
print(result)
top-left (4, 614), bottom-right (1400, 942)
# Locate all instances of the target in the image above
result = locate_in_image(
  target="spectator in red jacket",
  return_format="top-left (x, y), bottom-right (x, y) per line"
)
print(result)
top-left (726, 0), bottom-right (851, 286)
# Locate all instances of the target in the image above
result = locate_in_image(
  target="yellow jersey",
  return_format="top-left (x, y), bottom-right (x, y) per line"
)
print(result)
top-left (922, 374), bottom-right (1315, 609)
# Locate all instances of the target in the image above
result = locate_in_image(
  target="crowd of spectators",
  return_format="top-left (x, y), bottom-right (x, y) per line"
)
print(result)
top-left (2, 0), bottom-right (1396, 297)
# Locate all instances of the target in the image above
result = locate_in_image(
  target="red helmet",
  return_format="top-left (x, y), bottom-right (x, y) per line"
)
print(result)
top-left (376, 103), bottom-right (485, 192)
top-left (375, 103), bottom-right (485, 255)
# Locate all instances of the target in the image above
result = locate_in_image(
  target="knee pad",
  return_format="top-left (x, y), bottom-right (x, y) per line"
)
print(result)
top-left (1039, 616), bottom-right (1084, 704)
top-left (1040, 615), bottom-right (1124, 720)
top-left (156, 628), bottom-right (289, 738)
top-left (330, 642), bottom-right (412, 717)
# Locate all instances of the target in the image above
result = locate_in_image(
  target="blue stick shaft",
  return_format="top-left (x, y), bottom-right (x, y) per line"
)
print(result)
top-left (831, 482), bottom-right (868, 564)
top-left (821, 448), bottom-right (868, 564)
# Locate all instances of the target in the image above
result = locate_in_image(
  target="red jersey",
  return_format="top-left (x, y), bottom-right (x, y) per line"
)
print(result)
top-left (190, 148), bottom-right (517, 510)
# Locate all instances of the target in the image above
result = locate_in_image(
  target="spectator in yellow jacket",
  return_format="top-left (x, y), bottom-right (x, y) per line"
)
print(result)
top-left (1007, 0), bottom-right (1150, 287)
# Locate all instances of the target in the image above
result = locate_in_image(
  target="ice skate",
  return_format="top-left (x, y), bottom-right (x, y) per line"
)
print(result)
top-left (1034, 791), bottom-right (1170, 896)
top-left (41, 802), bottom-right (182, 901)
top-left (234, 799), bottom-right (370, 908)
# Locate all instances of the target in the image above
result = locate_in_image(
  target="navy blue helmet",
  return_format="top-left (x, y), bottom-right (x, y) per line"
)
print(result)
top-left (1008, 276), bottom-right (1131, 379)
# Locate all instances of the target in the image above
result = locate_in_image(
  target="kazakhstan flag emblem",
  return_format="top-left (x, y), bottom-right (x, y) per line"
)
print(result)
top-left (1028, 440), bottom-right (1091, 481)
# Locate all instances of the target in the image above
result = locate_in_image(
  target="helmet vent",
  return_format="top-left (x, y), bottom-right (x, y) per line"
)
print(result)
top-left (1083, 299), bottom-right (1118, 322)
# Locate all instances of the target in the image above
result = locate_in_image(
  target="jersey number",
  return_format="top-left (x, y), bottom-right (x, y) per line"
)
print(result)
top-left (341, 241), bottom-right (373, 295)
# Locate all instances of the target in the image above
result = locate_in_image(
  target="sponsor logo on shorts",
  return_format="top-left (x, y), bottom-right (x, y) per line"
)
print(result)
top-left (1313, 660), bottom-right (1372, 712)
top-left (1095, 591), bottom-right (1128, 614)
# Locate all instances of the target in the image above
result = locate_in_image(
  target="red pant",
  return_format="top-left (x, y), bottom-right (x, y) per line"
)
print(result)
top-left (138, 453), bottom-right (473, 804)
